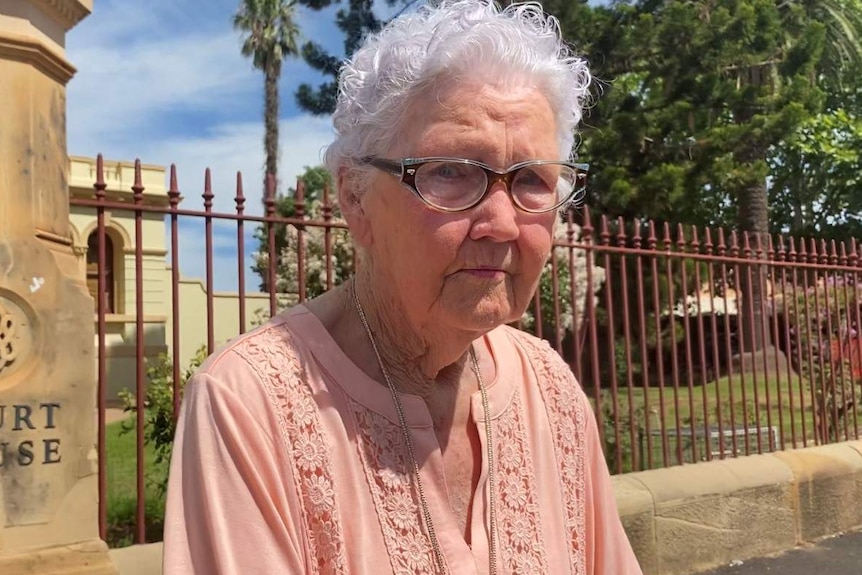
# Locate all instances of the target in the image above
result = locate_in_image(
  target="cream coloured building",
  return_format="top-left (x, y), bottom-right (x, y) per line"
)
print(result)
top-left (68, 155), bottom-right (271, 403)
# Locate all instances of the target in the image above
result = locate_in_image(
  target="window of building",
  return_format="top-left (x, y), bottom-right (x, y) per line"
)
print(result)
top-left (86, 231), bottom-right (115, 313)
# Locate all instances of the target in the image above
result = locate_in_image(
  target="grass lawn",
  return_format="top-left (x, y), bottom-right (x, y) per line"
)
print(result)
top-left (599, 372), bottom-right (822, 473)
top-left (105, 417), bottom-right (169, 548)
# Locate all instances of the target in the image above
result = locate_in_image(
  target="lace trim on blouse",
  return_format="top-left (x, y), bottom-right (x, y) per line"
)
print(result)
top-left (520, 335), bottom-right (588, 575)
top-left (233, 325), bottom-right (348, 575)
top-left (348, 398), bottom-right (439, 574)
top-left (496, 387), bottom-right (551, 573)
top-left (231, 321), bottom-right (586, 575)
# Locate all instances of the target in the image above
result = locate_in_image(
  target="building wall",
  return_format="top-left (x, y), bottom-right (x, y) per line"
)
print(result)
top-left (68, 155), bottom-right (272, 403)
top-left (169, 274), bottom-right (271, 370)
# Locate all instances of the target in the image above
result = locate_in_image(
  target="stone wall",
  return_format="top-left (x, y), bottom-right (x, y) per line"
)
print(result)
top-left (616, 440), bottom-right (862, 575)
top-left (0, 1), bottom-right (117, 573)
top-left (108, 440), bottom-right (862, 575)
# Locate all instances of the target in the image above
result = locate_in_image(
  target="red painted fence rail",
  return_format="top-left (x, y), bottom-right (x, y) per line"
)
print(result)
top-left (70, 157), bottom-right (862, 546)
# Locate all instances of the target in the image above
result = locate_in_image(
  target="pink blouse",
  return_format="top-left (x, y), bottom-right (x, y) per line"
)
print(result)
top-left (162, 306), bottom-right (642, 574)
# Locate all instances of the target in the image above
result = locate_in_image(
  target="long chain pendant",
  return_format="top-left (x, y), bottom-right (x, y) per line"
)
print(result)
top-left (350, 278), bottom-right (497, 575)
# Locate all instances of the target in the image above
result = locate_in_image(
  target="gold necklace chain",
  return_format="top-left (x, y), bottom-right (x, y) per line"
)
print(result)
top-left (350, 280), bottom-right (498, 575)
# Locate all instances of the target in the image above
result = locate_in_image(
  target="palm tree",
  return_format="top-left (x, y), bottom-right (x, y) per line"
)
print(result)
top-left (234, 0), bottom-right (300, 195)
top-left (779, 0), bottom-right (862, 89)
top-left (732, 0), bottom-right (862, 353)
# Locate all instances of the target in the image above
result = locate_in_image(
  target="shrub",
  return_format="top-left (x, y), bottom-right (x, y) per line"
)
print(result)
top-left (118, 345), bottom-right (208, 493)
top-left (776, 274), bottom-right (862, 442)
top-left (520, 220), bottom-right (605, 343)
top-left (253, 166), bottom-right (353, 306)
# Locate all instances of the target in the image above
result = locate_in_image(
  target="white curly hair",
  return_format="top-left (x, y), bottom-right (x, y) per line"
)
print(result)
top-left (323, 0), bottom-right (593, 194)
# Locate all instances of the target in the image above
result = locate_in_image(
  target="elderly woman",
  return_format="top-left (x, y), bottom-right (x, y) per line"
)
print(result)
top-left (163, 1), bottom-right (642, 573)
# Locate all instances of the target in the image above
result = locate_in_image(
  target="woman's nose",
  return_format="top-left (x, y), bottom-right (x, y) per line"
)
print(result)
top-left (469, 182), bottom-right (520, 242)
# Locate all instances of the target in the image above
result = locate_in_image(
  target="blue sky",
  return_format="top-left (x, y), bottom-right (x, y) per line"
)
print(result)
top-left (66, 0), bottom-right (606, 292)
top-left (66, 0), bottom-right (357, 291)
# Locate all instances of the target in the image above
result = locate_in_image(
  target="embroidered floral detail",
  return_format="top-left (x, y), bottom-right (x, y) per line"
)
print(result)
top-left (495, 388), bottom-right (550, 573)
top-left (349, 401), bottom-right (438, 575)
top-left (289, 396), bottom-right (317, 429)
top-left (306, 475), bottom-right (336, 508)
top-left (518, 335), bottom-right (587, 575)
top-left (233, 325), bottom-right (347, 575)
top-left (515, 552), bottom-right (544, 573)
top-left (295, 435), bottom-right (328, 472)
top-left (387, 490), bottom-right (417, 530)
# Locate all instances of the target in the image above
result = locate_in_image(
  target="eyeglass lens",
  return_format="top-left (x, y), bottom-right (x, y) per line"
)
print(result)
top-left (412, 161), bottom-right (581, 211)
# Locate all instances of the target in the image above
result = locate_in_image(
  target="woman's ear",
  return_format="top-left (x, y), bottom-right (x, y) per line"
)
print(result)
top-left (338, 166), bottom-right (373, 248)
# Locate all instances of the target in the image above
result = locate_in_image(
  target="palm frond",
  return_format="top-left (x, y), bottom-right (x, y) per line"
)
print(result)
top-left (234, 0), bottom-right (300, 72)
top-left (778, 0), bottom-right (862, 80)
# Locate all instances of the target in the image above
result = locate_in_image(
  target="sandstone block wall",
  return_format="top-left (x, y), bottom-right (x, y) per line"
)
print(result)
top-left (615, 440), bottom-right (862, 575)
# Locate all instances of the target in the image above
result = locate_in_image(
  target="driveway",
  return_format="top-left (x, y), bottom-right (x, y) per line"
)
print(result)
top-left (696, 528), bottom-right (862, 574)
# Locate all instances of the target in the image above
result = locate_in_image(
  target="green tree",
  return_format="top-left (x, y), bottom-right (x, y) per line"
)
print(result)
top-left (549, 0), bottom-right (862, 350)
top-left (780, 0), bottom-right (862, 89)
top-left (532, 0), bottom-right (862, 397)
top-left (234, 0), bottom-right (301, 194)
top-left (253, 166), bottom-right (354, 299)
top-left (696, 0), bottom-right (862, 351)
top-left (677, 0), bottom-right (861, 348)
top-left (542, 0), bottom-right (734, 226)
top-left (118, 346), bottom-right (208, 493)
top-left (548, 0), bottom-right (862, 224)
top-left (769, 105), bottom-right (862, 239)
top-left (295, 0), bottom-right (415, 115)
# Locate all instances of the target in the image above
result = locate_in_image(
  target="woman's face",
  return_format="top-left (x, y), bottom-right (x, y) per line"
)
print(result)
top-left (354, 82), bottom-right (560, 335)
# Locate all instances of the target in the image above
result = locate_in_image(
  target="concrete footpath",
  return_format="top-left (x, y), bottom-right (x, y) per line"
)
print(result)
top-left (110, 543), bottom-right (162, 575)
top-left (110, 529), bottom-right (862, 575)
top-left (696, 528), bottom-right (862, 574)
top-left (113, 533), bottom-right (862, 575)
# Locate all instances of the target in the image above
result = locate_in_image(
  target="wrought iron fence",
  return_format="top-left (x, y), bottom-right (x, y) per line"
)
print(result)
top-left (71, 156), bottom-right (862, 546)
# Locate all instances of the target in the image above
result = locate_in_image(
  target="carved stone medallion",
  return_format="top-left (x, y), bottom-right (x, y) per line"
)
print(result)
top-left (0, 291), bottom-right (36, 384)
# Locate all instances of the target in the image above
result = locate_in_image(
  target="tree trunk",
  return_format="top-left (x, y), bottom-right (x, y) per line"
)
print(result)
top-left (737, 177), bottom-right (769, 353)
top-left (732, 85), bottom-right (770, 358)
top-left (262, 62), bottom-right (280, 294)
top-left (264, 62), bottom-right (280, 196)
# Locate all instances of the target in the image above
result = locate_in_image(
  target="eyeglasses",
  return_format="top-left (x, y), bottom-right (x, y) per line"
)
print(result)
top-left (360, 156), bottom-right (589, 213)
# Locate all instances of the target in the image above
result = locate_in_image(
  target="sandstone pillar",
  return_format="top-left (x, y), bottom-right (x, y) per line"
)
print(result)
top-left (0, 1), bottom-right (117, 573)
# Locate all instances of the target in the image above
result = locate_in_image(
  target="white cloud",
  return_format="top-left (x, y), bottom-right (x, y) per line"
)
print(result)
top-left (67, 3), bottom-right (251, 140)
top-left (65, 0), bottom-right (349, 294)
top-left (68, 19), bottom-right (335, 291)
top-left (85, 114), bottom-right (336, 292)
top-left (66, 0), bottom-right (339, 155)
top-left (67, 31), bottom-right (258, 138)
top-left (124, 114), bottom-right (334, 215)
top-left (67, 0), bottom-right (339, 212)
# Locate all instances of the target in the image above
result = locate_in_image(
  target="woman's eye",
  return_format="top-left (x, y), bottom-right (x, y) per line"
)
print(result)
top-left (516, 168), bottom-right (552, 189)
top-left (430, 163), bottom-right (468, 179)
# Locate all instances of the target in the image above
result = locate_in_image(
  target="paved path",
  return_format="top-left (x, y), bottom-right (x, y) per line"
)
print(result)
top-left (697, 528), bottom-right (862, 574)
top-left (105, 407), bottom-right (130, 425)
top-left (110, 543), bottom-right (162, 575)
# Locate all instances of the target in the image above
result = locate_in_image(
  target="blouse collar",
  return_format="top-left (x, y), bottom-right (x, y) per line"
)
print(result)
top-left (282, 305), bottom-right (518, 427)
